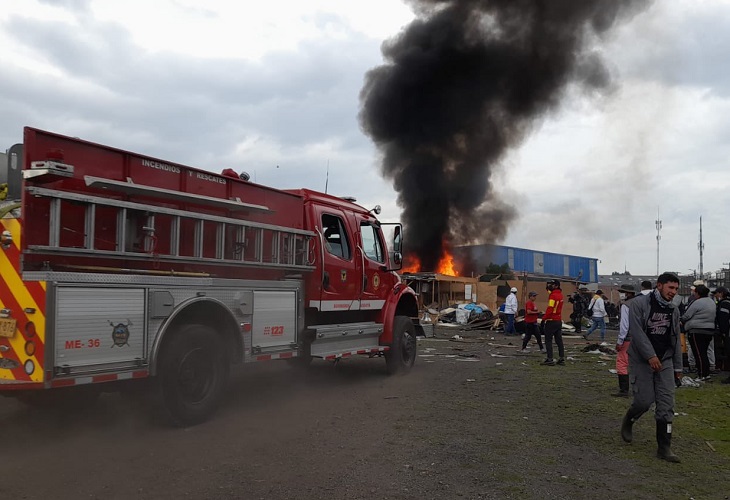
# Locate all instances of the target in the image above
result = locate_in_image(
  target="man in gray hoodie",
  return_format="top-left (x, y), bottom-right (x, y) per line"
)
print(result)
top-left (620, 272), bottom-right (682, 463)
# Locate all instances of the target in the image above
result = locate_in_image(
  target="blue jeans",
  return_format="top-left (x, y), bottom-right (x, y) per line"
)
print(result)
top-left (585, 316), bottom-right (606, 340)
top-left (505, 314), bottom-right (516, 335)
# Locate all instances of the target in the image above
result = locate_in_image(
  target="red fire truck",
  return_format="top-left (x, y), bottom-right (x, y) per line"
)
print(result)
top-left (0, 127), bottom-right (421, 425)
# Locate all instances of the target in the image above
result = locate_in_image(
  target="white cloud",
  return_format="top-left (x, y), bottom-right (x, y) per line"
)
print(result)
top-left (90, 0), bottom-right (414, 60)
top-left (1, 0), bottom-right (728, 278)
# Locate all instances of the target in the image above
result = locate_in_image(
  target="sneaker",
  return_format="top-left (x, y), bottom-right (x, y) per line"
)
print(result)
top-left (557, 359), bottom-right (565, 366)
top-left (582, 334), bottom-right (588, 340)
top-left (539, 347), bottom-right (546, 353)
top-left (542, 359), bottom-right (556, 366)
top-left (518, 348), bottom-right (529, 353)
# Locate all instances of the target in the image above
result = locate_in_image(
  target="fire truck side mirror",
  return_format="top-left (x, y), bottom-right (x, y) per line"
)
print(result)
top-left (390, 225), bottom-right (402, 269)
top-left (378, 222), bottom-right (403, 271)
top-left (393, 225), bottom-right (402, 252)
top-left (393, 251), bottom-right (402, 266)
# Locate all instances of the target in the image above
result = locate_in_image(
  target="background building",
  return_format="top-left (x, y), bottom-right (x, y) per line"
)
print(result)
top-left (456, 244), bottom-right (598, 283)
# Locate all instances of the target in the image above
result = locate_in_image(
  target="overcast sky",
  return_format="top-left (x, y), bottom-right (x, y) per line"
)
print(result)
top-left (1, 0), bottom-right (728, 278)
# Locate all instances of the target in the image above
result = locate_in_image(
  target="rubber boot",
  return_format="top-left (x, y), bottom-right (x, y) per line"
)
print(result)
top-left (612, 374), bottom-right (629, 397)
top-left (621, 407), bottom-right (643, 443)
top-left (656, 420), bottom-right (680, 462)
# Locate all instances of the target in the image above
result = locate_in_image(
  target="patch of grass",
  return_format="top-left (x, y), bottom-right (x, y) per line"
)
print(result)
top-left (675, 382), bottom-right (730, 457)
top-left (412, 336), bottom-right (730, 498)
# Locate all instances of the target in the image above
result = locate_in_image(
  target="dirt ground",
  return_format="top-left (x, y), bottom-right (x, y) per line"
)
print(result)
top-left (1, 325), bottom-right (729, 500)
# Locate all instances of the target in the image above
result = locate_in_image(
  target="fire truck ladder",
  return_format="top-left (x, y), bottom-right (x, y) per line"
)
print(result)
top-left (24, 179), bottom-right (316, 272)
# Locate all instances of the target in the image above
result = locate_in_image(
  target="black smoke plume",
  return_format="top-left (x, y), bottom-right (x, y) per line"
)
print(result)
top-left (359, 0), bottom-right (651, 272)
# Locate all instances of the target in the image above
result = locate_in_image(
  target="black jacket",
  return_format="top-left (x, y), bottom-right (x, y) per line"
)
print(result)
top-left (716, 298), bottom-right (730, 336)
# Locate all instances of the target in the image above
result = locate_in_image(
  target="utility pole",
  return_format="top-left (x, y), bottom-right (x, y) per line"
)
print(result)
top-left (699, 216), bottom-right (704, 279)
top-left (655, 207), bottom-right (662, 276)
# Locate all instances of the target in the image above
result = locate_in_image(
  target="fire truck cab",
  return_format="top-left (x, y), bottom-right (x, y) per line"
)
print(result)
top-left (0, 127), bottom-right (421, 425)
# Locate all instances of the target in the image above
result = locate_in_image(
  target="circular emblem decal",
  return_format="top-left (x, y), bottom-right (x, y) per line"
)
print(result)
top-left (373, 273), bottom-right (380, 290)
top-left (109, 320), bottom-right (132, 348)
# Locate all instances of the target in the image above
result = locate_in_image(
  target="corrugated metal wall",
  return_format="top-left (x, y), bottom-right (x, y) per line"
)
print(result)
top-left (461, 244), bottom-right (598, 282)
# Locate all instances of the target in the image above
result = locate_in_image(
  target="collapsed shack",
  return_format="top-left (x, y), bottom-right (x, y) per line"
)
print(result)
top-left (401, 273), bottom-right (483, 335)
top-left (401, 272), bottom-right (480, 311)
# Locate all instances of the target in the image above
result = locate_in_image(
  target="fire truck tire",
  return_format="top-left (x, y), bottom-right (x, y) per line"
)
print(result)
top-left (386, 315), bottom-right (417, 375)
top-left (157, 324), bottom-right (229, 426)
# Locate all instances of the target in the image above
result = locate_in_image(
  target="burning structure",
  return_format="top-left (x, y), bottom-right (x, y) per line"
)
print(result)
top-left (359, 0), bottom-right (651, 276)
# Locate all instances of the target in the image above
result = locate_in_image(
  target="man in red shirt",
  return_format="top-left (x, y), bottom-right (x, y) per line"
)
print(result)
top-left (541, 279), bottom-right (565, 366)
top-left (520, 291), bottom-right (544, 353)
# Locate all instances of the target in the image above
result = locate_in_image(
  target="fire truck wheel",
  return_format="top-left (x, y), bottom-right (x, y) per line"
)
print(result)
top-left (157, 324), bottom-right (230, 426)
top-left (386, 315), bottom-right (416, 375)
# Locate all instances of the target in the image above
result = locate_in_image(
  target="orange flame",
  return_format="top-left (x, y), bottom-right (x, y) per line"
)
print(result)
top-left (401, 255), bottom-right (421, 274)
top-left (401, 251), bottom-right (460, 276)
top-left (436, 251), bottom-right (458, 276)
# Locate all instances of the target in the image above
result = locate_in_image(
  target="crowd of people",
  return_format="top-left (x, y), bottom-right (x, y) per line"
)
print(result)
top-left (503, 273), bottom-right (730, 464)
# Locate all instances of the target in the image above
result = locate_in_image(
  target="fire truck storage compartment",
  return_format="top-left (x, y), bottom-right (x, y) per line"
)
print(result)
top-left (54, 287), bottom-right (146, 369)
top-left (251, 290), bottom-right (297, 351)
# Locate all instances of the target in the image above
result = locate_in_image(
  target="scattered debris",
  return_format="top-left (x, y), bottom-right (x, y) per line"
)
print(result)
top-left (435, 302), bottom-right (495, 327)
top-left (487, 343), bottom-right (519, 349)
top-left (706, 441), bottom-right (716, 452)
top-left (608, 369), bottom-right (617, 374)
top-left (581, 343), bottom-right (617, 355)
top-left (680, 376), bottom-right (701, 388)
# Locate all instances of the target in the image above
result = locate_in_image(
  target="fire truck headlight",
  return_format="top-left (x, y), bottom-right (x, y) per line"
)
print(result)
top-left (0, 230), bottom-right (12, 248)
top-left (25, 340), bottom-right (36, 356)
top-left (24, 359), bottom-right (35, 375)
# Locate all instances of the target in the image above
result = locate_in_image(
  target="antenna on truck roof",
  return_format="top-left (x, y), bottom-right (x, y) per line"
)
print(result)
top-left (325, 159), bottom-right (329, 194)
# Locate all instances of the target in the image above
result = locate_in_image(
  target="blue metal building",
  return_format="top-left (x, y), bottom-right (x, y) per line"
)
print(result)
top-left (456, 244), bottom-right (598, 283)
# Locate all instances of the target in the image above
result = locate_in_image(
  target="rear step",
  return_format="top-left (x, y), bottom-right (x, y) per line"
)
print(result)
top-left (308, 321), bottom-right (385, 358)
top-left (318, 346), bottom-right (390, 361)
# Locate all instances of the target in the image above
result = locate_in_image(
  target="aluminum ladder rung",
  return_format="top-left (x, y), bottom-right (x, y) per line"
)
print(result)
top-left (27, 186), bottom-right (314, 272)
